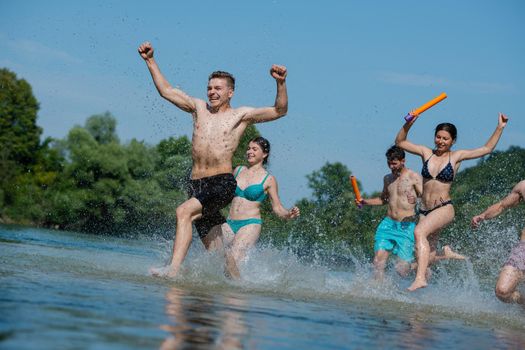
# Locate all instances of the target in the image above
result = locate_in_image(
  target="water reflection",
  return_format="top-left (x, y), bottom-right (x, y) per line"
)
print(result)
top-left (386, 309), bottom-right (525, 349)
top-left (397, 312), bottom-right (436, 350)
top-left (494, 328), bottom-right (525, 349)
top-left (160, 287), bottom-right (248, 350)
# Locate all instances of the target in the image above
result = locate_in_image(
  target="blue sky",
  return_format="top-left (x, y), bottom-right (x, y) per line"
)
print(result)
top-left (1, 1), bottom-right (524, 204)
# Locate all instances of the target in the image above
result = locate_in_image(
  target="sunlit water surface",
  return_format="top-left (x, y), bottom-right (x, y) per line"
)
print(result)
top-left (1, 224), bottom-right (524, 349)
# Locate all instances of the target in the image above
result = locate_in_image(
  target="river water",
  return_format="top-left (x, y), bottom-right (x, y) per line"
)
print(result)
top-left (1, 224), bottom-right (524, 349)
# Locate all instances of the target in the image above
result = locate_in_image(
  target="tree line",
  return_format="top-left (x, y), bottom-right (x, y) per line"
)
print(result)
top-left (1, 68), bottom-right (523, 261)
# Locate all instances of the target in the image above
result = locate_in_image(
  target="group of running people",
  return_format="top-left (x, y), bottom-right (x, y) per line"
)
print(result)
top-left (138, 41), bottom-right (523, 305)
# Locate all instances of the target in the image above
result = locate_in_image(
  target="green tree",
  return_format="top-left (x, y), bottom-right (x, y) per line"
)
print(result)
top-left (155, 136), bottom-right (192, 192)
top-left (0, 68), bottom-right (49, 222)
top-left (126, 139), bottom-right (157, 180)
top-left (261, 162), bottom-right (379, 264)
top-left (0, 68), bottom-right (42, 166)
top-left (84, 112), bottom-right (119, 144)
top-left (157, 135), bottom-right (191, 161)
top-left (307, 162), bottom-right (354, 204)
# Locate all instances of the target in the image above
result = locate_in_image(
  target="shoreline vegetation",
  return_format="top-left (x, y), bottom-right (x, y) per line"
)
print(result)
top-left (2, 68), bottom-right (524, 261)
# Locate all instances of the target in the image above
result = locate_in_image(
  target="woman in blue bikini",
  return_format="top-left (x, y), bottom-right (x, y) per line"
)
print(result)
top-left (396, 112), bottom-right (508, 291)
top-left (223, 136), bottom-right (300, 279)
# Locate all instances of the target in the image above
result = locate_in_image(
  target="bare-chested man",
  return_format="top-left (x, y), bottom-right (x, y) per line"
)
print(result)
top-left (357, 146), bottom-right (464, 280)
top-left (471, 180), bottom-right (525, 305)
top-left (138, 42), bottom-right (288, 277)
top-left (357, 146), bottom-right (423, 280)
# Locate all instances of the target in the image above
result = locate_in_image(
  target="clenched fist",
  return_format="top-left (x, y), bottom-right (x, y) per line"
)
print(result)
top-left (270, 64), bottom-right (287, 82)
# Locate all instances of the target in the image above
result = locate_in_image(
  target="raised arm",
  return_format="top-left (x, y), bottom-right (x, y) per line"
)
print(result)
top-left (242, 65), bottom-right (288, 124)
top-left (266, 176), bottom-right (300, 220)
top-left (394, 115), bottom-right (429, 157)
top-left (138, 42), bottom-right (197, 113)
top-left (455, 113), bottom-right (508, 162)
top-left (471, 180), bottom-right (524, 228)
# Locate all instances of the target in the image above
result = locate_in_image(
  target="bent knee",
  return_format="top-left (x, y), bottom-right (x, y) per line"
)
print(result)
top-left (413, 228), bottom-right (427, 241)
top-left (395, 262), bottom-right (411, 277)
top-left (176, 205), bottom-right (194, 221)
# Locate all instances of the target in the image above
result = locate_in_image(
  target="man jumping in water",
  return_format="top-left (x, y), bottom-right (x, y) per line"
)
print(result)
top-left (471, 180), bottom-right (525, 305)
top-left (357, 146), bottom-right (464, 281)
top-left (357, 146), bottom-right (422, 280)
top-left (138, 42), bottom-right (288, 277)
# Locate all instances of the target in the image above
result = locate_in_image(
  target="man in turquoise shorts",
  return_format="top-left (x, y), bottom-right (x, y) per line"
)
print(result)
top-left (357, 146), bottom-right (422, 280)
top-left (357, 146), bottom-right (465, 280)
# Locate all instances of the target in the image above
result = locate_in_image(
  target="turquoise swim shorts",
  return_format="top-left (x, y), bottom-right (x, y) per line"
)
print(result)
top-left (374, 216), bottom-right (415, 262)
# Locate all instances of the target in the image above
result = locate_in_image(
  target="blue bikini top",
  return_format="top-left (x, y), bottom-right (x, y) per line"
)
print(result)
top-left (421, 152), bottom-right (455, 183)
top-left (234, 166), bottom-right (269, 202)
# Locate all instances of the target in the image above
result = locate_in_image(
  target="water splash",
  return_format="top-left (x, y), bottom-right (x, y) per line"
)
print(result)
top-left (149, 228), bottom-right (525, 329)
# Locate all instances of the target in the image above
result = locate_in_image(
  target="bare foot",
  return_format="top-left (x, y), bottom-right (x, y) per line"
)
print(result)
top-left (149, 265), bottom-right (178, 278)
top-left (407, 278), bottom-right (428, 292)
top-left (443, 245), bottom-right (466, 260)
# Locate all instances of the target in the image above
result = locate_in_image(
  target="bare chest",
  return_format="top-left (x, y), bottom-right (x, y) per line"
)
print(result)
top-left (387, 175), bottom-right (415, 197)
top-left (194, 115), bottom-right (232, 136)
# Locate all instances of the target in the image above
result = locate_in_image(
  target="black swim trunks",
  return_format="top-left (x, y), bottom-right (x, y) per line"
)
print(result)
top-left (187, 173), bottom-right (236, 239)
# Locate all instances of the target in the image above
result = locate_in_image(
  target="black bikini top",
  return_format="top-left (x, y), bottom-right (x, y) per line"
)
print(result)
top-left (421, 152), bottom-right (455, 183)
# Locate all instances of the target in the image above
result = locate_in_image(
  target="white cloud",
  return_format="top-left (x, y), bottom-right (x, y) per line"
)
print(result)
top-left (2, 34), bottom-right (82, 64)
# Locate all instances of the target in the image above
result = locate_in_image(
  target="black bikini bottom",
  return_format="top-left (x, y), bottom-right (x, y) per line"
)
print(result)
top-left (418, 200), bottom-right (453, 216)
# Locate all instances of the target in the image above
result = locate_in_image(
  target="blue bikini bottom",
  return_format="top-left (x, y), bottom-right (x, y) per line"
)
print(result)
top-left (226, 218), bottom-right (262, 234)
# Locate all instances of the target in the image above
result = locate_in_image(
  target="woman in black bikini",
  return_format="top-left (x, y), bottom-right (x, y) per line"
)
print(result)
top-left (396, 112), bottom-right (508, 291)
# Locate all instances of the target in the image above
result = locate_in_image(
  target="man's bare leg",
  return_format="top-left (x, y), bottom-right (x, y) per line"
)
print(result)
top-left (495, 265), bottom-right (525, 304)
top-left (151, 198), bottom-right (202, 278)
top-left (373, 250), bottom-right (389, 281)
top-left (201, 224), bottom-right (226, 252)
top-left (395, 259), bottom-right (411, 278)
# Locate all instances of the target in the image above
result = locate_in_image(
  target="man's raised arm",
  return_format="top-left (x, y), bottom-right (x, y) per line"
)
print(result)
top-left (138, 42), bottom-right (196, 113)
top-left (242, 64), bottom-right (288, 123)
